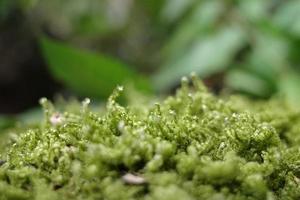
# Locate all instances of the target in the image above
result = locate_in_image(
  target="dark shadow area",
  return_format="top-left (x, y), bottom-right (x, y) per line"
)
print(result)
top-left (0, 10), bottom-right (59, 114)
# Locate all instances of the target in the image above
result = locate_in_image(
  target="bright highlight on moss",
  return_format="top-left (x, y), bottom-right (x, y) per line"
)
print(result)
top-left (1, 75), bottom-right (300, 200)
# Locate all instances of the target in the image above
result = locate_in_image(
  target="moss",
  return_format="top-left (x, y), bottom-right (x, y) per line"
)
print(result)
top-left (1, 75), bottom-right (300, 199)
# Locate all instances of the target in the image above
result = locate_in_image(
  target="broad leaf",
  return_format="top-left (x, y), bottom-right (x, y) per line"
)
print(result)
top-left (273, 0), bottom-right (300, 37)
top-left (246, 31), bottom-right (288, 85)
top-left (153, 26), bottom-right (246, 91)
top-left (238, 0), bottom-right (269, 22)
top-left (40, 37), bottom-right (152, 98)
top-left (160, 0), bottom-right (196, 23)
top-left (0, 116), bottom-right (15, 131)
top-left (279, 72), bottom-right (300, 108)
top-left (161, 0), bottom-right (225, 60)
top-left (225, 69), bottom-right (274, 98)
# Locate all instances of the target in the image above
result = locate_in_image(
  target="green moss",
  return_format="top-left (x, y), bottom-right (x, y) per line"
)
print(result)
top-left (1, 75), bottom-right (300, 200)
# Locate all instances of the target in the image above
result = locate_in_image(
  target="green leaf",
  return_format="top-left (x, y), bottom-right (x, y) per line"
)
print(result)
top-left (237, 0), bottom-right (269, 23)
top-left (245, 31), bottom-right (288, 85)
top-left (273, 0), bottom-right (300, 37)
top-left (18, 108), bottom-right (43, 125)
top-left (141, 0), bottom-right (165, 20)
top-left (153, 26), bottom-right (246, 91)
top-left (0, 116), bottom-right (15, 132)
top-left (160, 0), bottom-right (196, 23)
top-left (161, 0), bottom-right (225, 60)
top-left (40, 37), bottom-right (152, 98)
top-left (225, 69), bottom-right (274, 98)
top-left (279, 72), bottom-right (300, 108)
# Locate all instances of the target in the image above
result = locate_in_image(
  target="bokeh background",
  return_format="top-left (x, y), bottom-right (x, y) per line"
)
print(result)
top-left (1, 0), bottom-right (300, 127)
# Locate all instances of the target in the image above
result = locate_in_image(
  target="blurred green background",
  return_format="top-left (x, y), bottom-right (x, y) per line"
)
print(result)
top-left (1, 0), bottom-right (300, 128)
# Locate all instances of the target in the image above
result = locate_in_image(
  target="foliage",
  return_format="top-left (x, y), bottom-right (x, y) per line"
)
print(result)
top-left (38, 0), bottom-right (300, 102)
top-left (1, 76), bottom-right (300, 199)
top-left (2, 0), bottom-right (300, 102)
top-left (158, 0), bottom-right (300, 98)
top-left (40, 37), bottom-right (152, 98)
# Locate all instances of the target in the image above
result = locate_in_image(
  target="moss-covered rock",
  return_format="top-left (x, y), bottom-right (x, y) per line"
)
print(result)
top-left (1, 76), bottom-right (300, 200)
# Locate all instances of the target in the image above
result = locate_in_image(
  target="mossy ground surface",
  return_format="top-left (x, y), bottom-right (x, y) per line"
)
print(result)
top-left (1, 76), bottom-right (300, 200)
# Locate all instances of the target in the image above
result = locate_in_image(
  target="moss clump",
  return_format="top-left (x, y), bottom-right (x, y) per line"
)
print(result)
top-left (1, 76), bottom-right (300, 200)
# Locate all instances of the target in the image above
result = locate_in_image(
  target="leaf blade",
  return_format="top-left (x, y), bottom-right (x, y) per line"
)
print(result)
top-left (153, 26), bottom-right (246, 91)
top-left (40, 37), bottom-right (152, 98)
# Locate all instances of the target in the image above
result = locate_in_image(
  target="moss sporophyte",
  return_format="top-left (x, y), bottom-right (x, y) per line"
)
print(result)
top-left (1, 75), bottom-right (300, 200)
